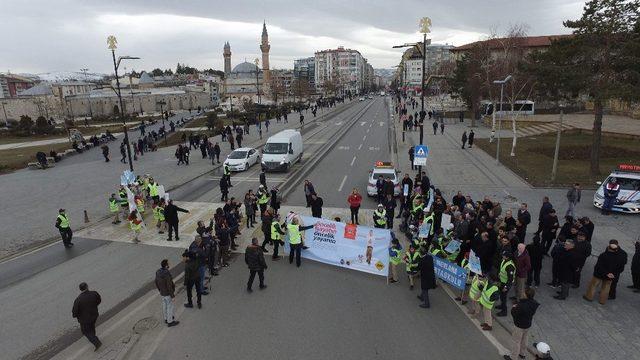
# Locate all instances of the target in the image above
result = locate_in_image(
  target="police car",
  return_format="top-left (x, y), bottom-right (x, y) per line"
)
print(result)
top-left (367, 161), bottom-right (401, 197)
top-left (593, 164), bottom-right (640, 214)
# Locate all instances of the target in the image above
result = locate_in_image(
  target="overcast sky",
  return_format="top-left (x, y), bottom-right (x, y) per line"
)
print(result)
top-left (1, 0), bottom-right (585, 74)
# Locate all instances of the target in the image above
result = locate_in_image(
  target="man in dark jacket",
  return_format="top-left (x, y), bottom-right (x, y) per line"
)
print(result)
top-left (540, 209), bottom-right (559, 255)
top-left (420, 171), bottom-right (430, 195)
top-left (220, 176), bottom-right (229, 202)
top-left (517, 203), bottom-right (531, 241)
top-left (418, 252), bottom-right (436, 308)
top-left (375, 175), bottom-right (384, 204)
top-left (310, 194), bottom-right (324, 218)
top-left (608, 242), bottom-right (627, 300)
top-left (189, 236), bottom-right (210, 296)
top-left (72, 282), bottom-right (102, 351)
top-left (553, 240), bottom-right (579, 300)
top-left (183, 250), bottom-right (202, 309)
top-left (504, 288), bottom-right (539, 360)
top-left (155, 259), bottom-right (179, 327)
top-left (628, 241), bottom-right (640, 292)
top-left (583, 240), bottom-right (626, 305)
top-left (383, 178), bottom-right (395, 198)
top-left (245, 237), bottom-right (268, 292)
top-left (526, 235), bottom-right (544, 287)
top-left (536, 196), bottom-right (553, 235)
top-left (261, 209), bottom-right (274, 252)
top-left (164, 200), bottom-right (189, 241)
top-left (572, 232), bottom-right (592, 287)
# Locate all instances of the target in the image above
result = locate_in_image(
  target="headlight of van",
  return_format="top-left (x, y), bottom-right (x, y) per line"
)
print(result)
top-left (594, 193), bottom-right (604, 200)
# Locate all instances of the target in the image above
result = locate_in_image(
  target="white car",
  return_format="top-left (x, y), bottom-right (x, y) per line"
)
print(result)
top-left (224, 147), bottom-right (260, 172)
top-left (359, 97), bottom-right (365, 101)
top-left (367, 162), bottom-right (401, 197)
top-left (593, 164), bottom-right (640, 214)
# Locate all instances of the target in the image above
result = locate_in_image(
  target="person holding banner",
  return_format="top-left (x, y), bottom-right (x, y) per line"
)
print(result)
top-left (467, 273), bottom-right (487, 316)
top-left (418, 252), bottom-right (436, 308)
top-left (373, 204), bottom-right (387, 229)
top-left (388, 238), bottom-right (403, 283)
top-left (270, 214), bottom-right (286, 260)
top-left (403, 244), bottom-right (420, 290)
top-left (286, 218), bottom-right (314, 267)
top-left (128, 209), bottom-right (143, 243)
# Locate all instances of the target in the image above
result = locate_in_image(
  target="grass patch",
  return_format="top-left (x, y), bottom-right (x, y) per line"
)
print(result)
top-left (0, 125), bottom-right (125, 145)
top-left (0, 142), bottom-right (76, 173)
top-left (474, 132), bottom-right (640, 188)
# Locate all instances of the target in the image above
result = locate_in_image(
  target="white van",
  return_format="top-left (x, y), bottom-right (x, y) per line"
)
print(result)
top-left (261, 129), bottom-right (303, 172)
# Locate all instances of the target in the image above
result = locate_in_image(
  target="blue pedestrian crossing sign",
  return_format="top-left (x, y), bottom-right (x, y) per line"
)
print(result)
top-left (413, 145), bottom-right (428, 166)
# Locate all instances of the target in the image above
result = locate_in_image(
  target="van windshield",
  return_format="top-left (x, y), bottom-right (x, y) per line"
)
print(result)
top-left (263, 143), bottom-right (288, 154)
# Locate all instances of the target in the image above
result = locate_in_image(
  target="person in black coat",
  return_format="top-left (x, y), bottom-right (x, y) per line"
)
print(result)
top-left (608, 243), bottom-right (627, 300)
top-left (310, 194), bottom-right (323, 218)
top-left (526, 235), bottom-right (544, 287)
top-left (72, 282), bottom-right (102, 350)
top-left (628, 241), bottom-right (640, 292)
top-left (506, 288), bottom-right (539, 360)
top-left (245, 237), bottom-right (268, 292)
top-left (553, 241), bottom-right (580, 300)
top-left (219, 177), bottom-right (229, 202)
top-left (259, 169), bottom-right (267, 188)
top-left (418, 253), bottom-right (436, 308)
top-left (536, 196), bottom-right (553, 234)
top-left (183, 250), bottom-right (202, 308)
top-left (583, 240), bottom-right (627, 304)
top-left (164, 200), bottom-right (189, 241)
top-left (572, 232), bottom-right (592, 287)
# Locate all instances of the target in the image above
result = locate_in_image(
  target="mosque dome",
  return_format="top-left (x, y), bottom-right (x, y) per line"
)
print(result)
top-left (231, 62), bottom-right (259, 77)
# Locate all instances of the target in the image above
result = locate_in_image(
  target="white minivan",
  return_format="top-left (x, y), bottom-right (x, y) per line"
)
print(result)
top-left (261, 129), bottom-right (303, 172)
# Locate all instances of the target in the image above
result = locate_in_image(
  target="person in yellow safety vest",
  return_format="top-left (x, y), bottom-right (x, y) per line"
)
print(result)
top-left (480, 273), bottom-right (501, 331)
top-left (223, 163), bottom-right (232, 187)
top-left (128, 209), bottom-right (143, 243)
top-left (55, 208), bottom-right (73, 248)
top-left (153, 199), bottom-right (167, 234)
top-left (135, 195), bottom-right (145, 214)
top-left (148, 179), bottom-right (160, 204)
top-left (257, 185), bottom-right (270, 214)
top-left (286, 217), bottom-right (314, 267)
top-left (388, 238), bottom-right (403, 283)
top-left (422, 209), bottom-right (435, 237)
top-left (373, 204), bottom-right (387, 229)
top-left (109, 193), bottom-right (121, 224)
top-left (270, 214), bottom-right (286, 260)
top-left (118, 187), bottom-right (129, 212)
top-left (403, 243), bottom-right (420, 290)
top-left (411, 198), bottom-right (423, 218)
top-left (496, 250), bottom-right (516, 317)
top-left (467, 272), bottom-right (487, 315)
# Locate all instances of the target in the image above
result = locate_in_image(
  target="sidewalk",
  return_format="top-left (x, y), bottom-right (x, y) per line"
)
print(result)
top-left (0, 102), bottom-right (352, 259)
top-left (390, 99), bottom-right (640, 360)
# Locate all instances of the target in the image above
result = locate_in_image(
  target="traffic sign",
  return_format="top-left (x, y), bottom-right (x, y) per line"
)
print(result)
top-left (413, 145), bottom-right (428, 166)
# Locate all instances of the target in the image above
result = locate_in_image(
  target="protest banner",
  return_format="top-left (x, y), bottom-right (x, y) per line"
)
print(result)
top-left (286, 216), bottom-right (390, 277)
top-left (440, 213), bottom-right (452, 231)
top-left (444, 239), bottom-right (461, 254)
top-left (419, 222), bottom-right (431, 238)
top-left (468, 250), bottom-right (482, 275)
top-left (433, 256), bottom-right (467, 290)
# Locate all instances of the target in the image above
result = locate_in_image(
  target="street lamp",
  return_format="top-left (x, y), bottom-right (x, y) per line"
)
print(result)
top-left (107, 35), bottom-right (140, 172)
top-left (156, 99), bottom-right (167, 143)
top-left (80, 68), bottom-right (93, 120)
top-left (493, 75), bottom-right (512, 164)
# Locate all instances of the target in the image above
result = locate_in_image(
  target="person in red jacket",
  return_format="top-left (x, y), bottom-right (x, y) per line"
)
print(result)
top-left (347, 188), bottom-right (363, 225)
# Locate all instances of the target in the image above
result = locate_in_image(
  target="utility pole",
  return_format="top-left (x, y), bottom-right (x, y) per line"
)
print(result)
top-left (551, 109), bottom-right (564, 182)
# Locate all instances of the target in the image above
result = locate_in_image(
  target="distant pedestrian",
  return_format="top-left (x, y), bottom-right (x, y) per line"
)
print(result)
top-left (259, 169), bottom-right (267, 188)
top-left (440, 122), bottom-right (445, 134)
top-left (526, 235), bottom-right (544, 288)
top-left (461, 131), bottom-right (468, 149)
top-left (418, 253), bottom-right (436, 308)
top-left (55, 208), bottom-right (73, 248)
top-left (459, 110), bottom-right (464, 123)
top-left (245, 237), bottom-right (268, 292)
top-left (408, 146), bottom-right (416, 170)
top-left (602, 177), bottom-right (620, 215)
top-left (220, 177), bottom-right (229, 202)
top-left (101, 145), bottom-right (110, 162)
top-left (432, 120), bottom-right (438, 135)
top-left (212, 142), bottom-right (221, 163)
top-left (347, 188), bottom-right (362, 225)
top-left (303, 180), bottom-right (316, 207)
top-left (72, 282), bottom-right (102, 351)
top-left (565, 183), bottom-right (581, 218)
top-left (119, 142), bottom-right (127, 163)
top-left (155, 259), bottom-right (179, 327)
top-left (628, 241), bottom-right (640, 292)
top-left (468, 130), bottom-right (475, 148)
top-left (503, 288), bottom-right (539, 360)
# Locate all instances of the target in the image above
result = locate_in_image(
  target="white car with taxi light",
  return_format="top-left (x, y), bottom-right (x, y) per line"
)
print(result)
top-left (367, 161), bottom-right (401, 197)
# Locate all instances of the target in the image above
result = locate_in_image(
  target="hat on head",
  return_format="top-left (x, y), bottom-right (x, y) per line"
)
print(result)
top-left (377, 204), bottom-right (383, 208)
top-left (534, 342), bottom-right (551, 355)
top-left (609, 239), bottom-right (619, 245)
top-left (59, 208), bottom-right (65, 212)
top-left (501, 250), bottom-right (512, 258)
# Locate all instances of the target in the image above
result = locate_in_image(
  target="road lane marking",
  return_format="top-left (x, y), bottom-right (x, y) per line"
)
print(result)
top-left (366, 128), bottom-right (370, 133)
top-left (338, 145), bottom-right (350, 150)
top-left (350, 156), bottom-right (357, 166)
top-left (358, 144), bottom-right (363, 150)
top-left (379, 122), bottom-right (384, 127)
top-left (368, 147), bottom-right (380, 151)
top-left (338, 175), bottom-right (348, 192)
top-left (362, 135), bottom-right (367, 141)
top-left (360, 121), bottom-right (366, 126)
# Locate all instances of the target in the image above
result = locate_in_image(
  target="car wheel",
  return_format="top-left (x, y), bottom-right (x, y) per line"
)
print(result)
top-left (245, 163), bottom-right (249, 171)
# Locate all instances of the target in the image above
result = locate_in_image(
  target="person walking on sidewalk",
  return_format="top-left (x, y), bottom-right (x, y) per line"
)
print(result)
top-left (417, 252), bottom-right (436, 308)
top-left (461, 131), bottom-right (468, 149)
top-left (212, 142), bottom-right (221, 164)
top-left (72, 282), bottom-right (102, 351)
top-left (503, 287), bottom-right (539, 360)
top-left (583, 240), bottom-right (625, 305)
top-left (101, 144), bottom-right (110, 162)
top-left (565, 183), bottom-right (581, 218)
top-left (55, 208), bottom-right (73, 248)
top-left (432, 120), bottom-right (438, 135)
top-left (245, 237), bottom-right (268, 292)
top-left (439, 122), bottom-right (445, 135)
top-left (408, 146), bottom-right (416, 170)
top-left (347, 188), bottom-right (362, 225)
top-left (468, 130), bottom-right (475, 148)
top-left (155, 259), bottom-right (179, 327)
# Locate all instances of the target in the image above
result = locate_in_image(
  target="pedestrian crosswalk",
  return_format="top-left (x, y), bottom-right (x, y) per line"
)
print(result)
top-left (512, 122), bottom-right (574, 137)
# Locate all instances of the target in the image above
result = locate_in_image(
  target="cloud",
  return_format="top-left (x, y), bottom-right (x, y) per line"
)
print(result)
top-left (0, 0), bottom-right (585, 73)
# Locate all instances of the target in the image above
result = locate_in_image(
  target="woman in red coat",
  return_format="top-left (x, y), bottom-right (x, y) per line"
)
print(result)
top-left (347, 188), bottom-right (363, 225)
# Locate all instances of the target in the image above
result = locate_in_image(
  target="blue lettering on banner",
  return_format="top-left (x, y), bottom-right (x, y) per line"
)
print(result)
top-left (433, 257), bottom-right (467, 290)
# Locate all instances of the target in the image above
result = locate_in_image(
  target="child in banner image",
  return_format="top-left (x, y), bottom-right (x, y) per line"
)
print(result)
top-left (365, 230), bottom-right (374, 265)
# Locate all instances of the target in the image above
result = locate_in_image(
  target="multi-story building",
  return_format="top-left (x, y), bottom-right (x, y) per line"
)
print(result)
top-left (314, 46), bottom-right (371, 96)
top-left (293, 57), bottom-right (315, 91)
top-left (270, 69), bottom-right (294, 102)
top-left (398, 44), bottom-right (454, 93)
top-left (0, 74), bottom-right (35, 98)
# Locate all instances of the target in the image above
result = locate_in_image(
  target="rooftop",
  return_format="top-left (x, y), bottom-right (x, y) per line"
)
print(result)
top-left (451, 35), bottom-right (572, 52)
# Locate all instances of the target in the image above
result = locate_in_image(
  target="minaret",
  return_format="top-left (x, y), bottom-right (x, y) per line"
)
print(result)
top-left (223, 41), bottom-right (231, 76)
top-left (260, 21), bottom-right (271, 82)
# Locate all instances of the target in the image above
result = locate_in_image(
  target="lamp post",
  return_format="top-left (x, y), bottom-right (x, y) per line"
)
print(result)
top-left (157, 99), bottom-right (167, 143)
top-left (107, 35), bottom-right (140, 172)
top-left (80, 68), bottom-right (93, 120)
top-left (493, 75), bottom-right (512, 164)
top-left (1, 101), bottom-right (8, 124)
